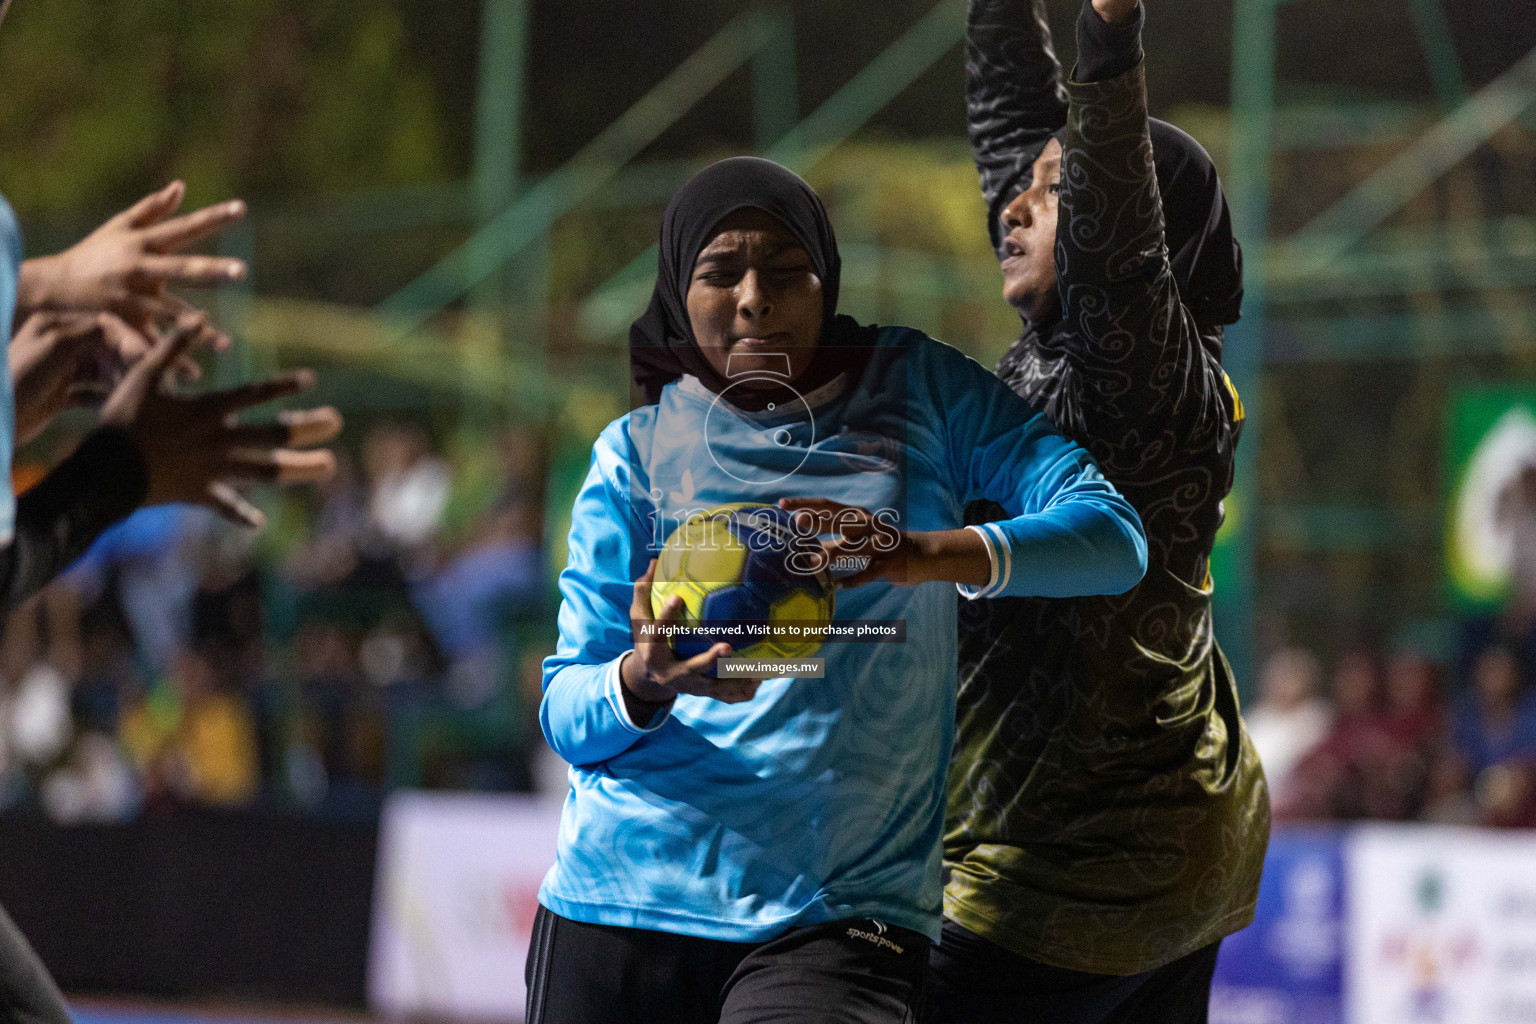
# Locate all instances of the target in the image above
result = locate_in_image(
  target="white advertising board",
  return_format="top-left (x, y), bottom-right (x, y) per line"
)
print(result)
top-left (368, 791), bottom-right (565, 1022)
top-left (1349, 823), bottom-right (1536, 1024)
top-left (369, 805), bottom-right (1536, 1023)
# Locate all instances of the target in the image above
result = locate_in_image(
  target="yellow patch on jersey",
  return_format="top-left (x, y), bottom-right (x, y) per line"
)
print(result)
top-left (1223, 372), bottom-right (1246, 424)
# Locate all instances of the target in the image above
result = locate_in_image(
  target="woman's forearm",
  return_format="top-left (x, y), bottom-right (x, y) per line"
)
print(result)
top-left (966, 0), bottom-right (1070, 250)
top-left (15, 259), bottom-right (45, 323)
top-left (913, 528), bottom-right (994, 587)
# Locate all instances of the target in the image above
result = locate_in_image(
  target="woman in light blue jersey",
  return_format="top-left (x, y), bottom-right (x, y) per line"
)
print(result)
top-left (528, 156), bottom-right (1148, 1024)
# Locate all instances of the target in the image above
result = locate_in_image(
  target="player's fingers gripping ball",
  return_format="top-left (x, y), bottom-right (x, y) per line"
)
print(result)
top-left (652, 503), bottom-right (836, 676)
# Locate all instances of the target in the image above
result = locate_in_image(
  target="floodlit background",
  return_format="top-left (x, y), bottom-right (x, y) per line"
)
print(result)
top-left (1, 0), bottom-right (1535, 1021)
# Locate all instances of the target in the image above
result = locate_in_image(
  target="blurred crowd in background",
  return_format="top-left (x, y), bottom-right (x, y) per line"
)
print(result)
top-left (0, 420), bottom-right (559, 823)
top-left (1253, 465), bottom-right (1536, 830)
top-left (1252, 634), bottom-right (1536, 831)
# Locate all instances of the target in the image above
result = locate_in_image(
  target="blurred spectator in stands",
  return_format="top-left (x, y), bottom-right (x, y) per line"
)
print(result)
top-left (1282, 647), bottom-right (1429, 820)
top-left (0, 587), bottom-right (81, 782)
top-left (175, 647), bottom-right (260, 806)
top-left (40, 731), bottom-right (138, 823)
top-left (288, 436), bottom-right (446, 687)
top-left (1475, 760), bottom-right (1536, 828)
top-left (187, 523), bottom-right (267, 685)
top-left (286, 618), bottom-right (349, 807)
top-left (1382, 649), bottom-right (1447, 745)
top-left (40, 597), bottom-right (144, 822)
top-left (285, 615), bottom-right (388, 816)
top-left (316, 449), bottom-right (372, 546)
top-left (63, 504), bottom-right (213, 676)
top-left (358, 606), bottom-right (441, 689)
top-left (416, 505), bottom-right (542, 706)
top-left (1497, 462), bottom-right (1536, 638)
top-left (1422, 750), bottom-right (1480, 826)
top-left (417, 426), bottom-right (546, 708)
top-left (1417, 643), bottom-right (1536, 828)
top-left (70, 598), bottom-right (138, 738)
top-left (1246, 648), bottom-right (1330, 806)
top-left (1375, 647), bottom-right (1447, 818)
top-left (1452, 642), bottom-right (1536, 774)
top-left (285, 451), bottom-right (370, 593)
top-left (364, 423), bottom-right (450, 568)
top-left (0, 419), bottom-right (554, 821)
top-left (121, 647), bottom-right (259, 809)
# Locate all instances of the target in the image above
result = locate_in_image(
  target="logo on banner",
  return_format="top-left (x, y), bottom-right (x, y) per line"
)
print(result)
top-left (1377, 867), bottom-right (1480, 1023)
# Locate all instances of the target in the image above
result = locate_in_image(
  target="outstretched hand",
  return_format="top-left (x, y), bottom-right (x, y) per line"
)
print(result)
top-left (99, 311), bottom-right (341, 528)
top-left (17, 181), bottom-right (247, 344)
top-left (9, 310), bottom-right (219, 445)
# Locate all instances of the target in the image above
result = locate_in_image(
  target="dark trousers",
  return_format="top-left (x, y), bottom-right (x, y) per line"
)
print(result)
top-left (525, 906), bottom-right (929, 1024)
top-left (925, 919), bottom-right (1220, 1024)
top-left (0, 904), bottom-right (69, 1024)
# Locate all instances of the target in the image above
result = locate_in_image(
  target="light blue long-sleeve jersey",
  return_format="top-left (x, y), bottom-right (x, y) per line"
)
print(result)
top-left (0, 196), bottom-right (20, 544)
top-left (539, 326), bottom-right (1146, 942)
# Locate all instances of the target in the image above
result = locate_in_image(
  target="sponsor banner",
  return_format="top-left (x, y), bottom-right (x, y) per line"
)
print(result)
top-left (1349, 824), bottom-right (1536, 1024)
top-left (1444, 386), bottom-right (1536, 609)
top-left (368, 791), bottom-right (564, 1022)
top-left (1215, 824), bottom-right (1536, 1023)
top-left (1211, 829), bottom-right (1346, 1024)
top-left (365, 807), bottom-right (1536, 1024)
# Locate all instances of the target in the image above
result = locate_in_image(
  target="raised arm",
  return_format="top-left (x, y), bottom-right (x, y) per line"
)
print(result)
top-left (1054, 0), bottom-right (1237, 480)
top-left (0, 316), bottom-right (338, 612)
top-left (967, 0), bottom-right (1069, 253)
top-left (17, 182), bottom-right (246, 342)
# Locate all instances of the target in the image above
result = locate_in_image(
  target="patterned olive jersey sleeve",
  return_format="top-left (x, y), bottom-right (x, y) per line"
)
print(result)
top-left (966, 0), bottom-right (1068, 257)
top-left (1052, 64), bottom-right (1239, 509)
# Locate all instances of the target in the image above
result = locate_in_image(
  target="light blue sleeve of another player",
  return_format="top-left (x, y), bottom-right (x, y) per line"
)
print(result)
top-left (540, 419), bottom-right (669, 767)
top-left (929, 341), bottom-right (1147, 599)
top-left (0, 197), bottom-right (22, 545)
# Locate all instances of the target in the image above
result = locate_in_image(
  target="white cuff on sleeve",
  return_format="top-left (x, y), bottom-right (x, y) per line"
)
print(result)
top-left (956, 522), bottom-right (1010, 600)
top-left (607, 650), bottom-right (673, 734)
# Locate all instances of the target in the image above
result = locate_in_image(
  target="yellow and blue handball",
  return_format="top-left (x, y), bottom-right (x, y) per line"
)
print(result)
top-left (652, 503), bottom-right (835, 668)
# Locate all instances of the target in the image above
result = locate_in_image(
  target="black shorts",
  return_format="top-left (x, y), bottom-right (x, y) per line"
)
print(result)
top-left (925, 918), bottom-right (1220, 1024)
top-left (525, 905), bottom-right (929, 1024)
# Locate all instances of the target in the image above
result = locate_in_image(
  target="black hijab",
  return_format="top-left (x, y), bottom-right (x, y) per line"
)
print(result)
top-left (629, 156), bottom-right (875, 409)
top-left (1141, 118), bottom-right (1244, 331)
top-left (999, 119), bottom-right (1244, 334)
